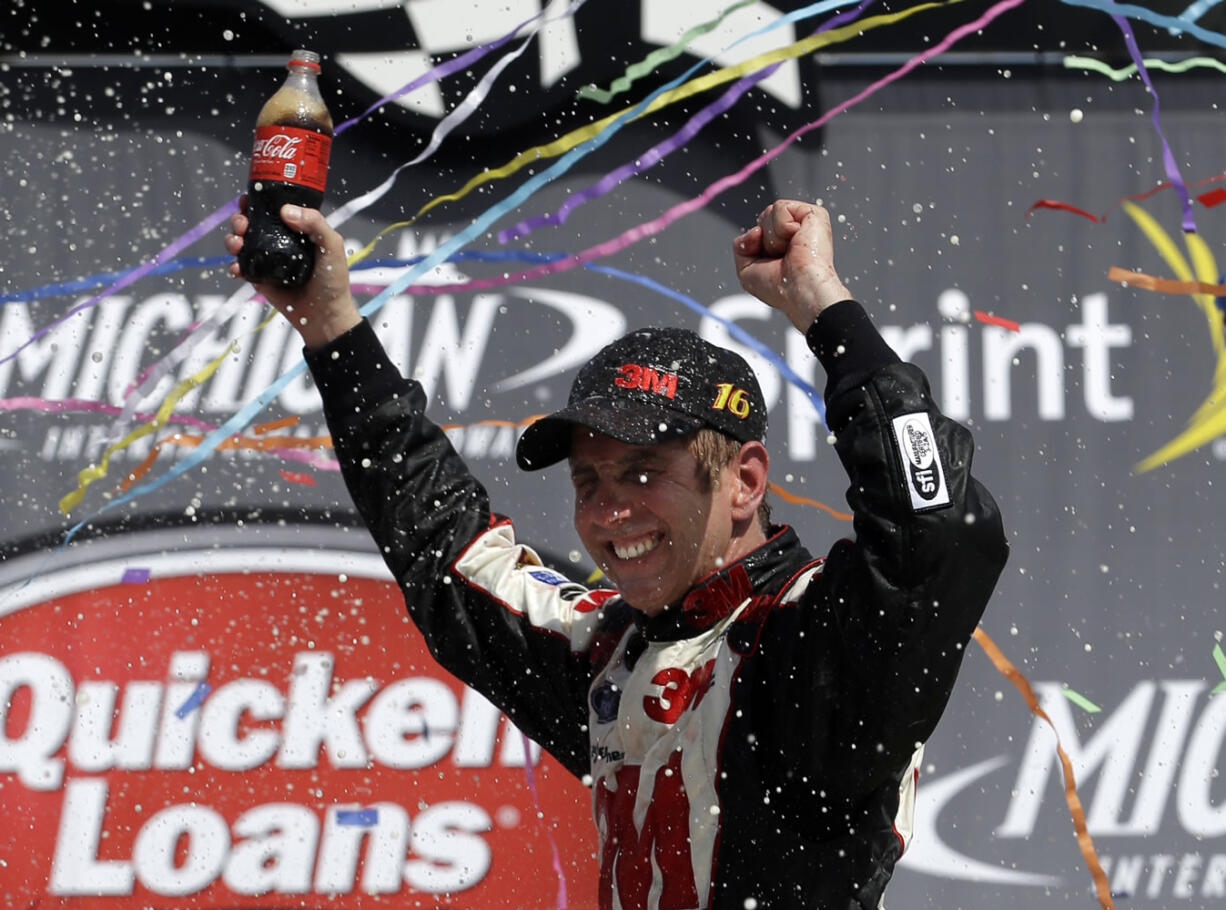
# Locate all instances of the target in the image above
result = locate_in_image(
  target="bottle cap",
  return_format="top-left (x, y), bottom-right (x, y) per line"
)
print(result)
top-left (288, 49), bottom-right (321, 70)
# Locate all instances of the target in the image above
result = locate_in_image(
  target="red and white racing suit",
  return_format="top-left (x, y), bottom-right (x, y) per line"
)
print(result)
top-left (304, 299), bottom-right (1008, 909)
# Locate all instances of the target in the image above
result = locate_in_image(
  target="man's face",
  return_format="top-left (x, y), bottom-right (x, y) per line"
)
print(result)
top-left (569, 429), bottom-right (739, 615)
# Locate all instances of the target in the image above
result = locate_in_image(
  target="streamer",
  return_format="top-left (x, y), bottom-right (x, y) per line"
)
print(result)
top-left (578, 0), bottom-right (756, 103)
top-left (1109, 14), bottom-right (1196, 233)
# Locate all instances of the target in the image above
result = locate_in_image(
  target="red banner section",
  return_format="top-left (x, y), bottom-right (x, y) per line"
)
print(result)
top-left (0, 545), bottom-right (598, 908)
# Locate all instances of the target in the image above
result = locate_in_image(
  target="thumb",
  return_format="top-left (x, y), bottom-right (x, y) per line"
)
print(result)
top-left (281, 204), bottom-right (337, 247)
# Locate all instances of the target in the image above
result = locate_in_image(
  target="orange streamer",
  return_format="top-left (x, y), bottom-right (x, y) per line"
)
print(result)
top-left (438, 416), bottom-right (546, 431)
top-left (253, 416), bottom-right (300, 434)
top-left (767, 481), bottom-right (853, 521)
top-left (1107, 265), bottom-right (1226, 296)
top-left (118, 432), bottom-right (333, 493)
top-left (972, 628), bottom-right (1114, 910)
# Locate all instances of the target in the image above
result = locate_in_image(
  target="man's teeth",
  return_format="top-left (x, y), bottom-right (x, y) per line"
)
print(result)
top-left (613, 537), bottom-right (659, 560)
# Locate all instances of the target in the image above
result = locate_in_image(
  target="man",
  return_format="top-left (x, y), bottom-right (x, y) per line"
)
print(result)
top-left (226, 199), bottom-right (1008, 909)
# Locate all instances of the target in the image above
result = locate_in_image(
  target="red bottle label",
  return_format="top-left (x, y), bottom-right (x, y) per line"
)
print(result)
top-left (248, 124), bottom-right (331, 192)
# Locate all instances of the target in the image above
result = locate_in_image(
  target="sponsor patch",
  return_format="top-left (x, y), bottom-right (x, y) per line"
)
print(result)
top-left (890, 412), bottom-right (950, 511)
top-left (613, 362), bottom-right (678, 398)
top-left (527, 568), bottom-right (568, 586)
top-left (590, 680), bottom-right (622, 725)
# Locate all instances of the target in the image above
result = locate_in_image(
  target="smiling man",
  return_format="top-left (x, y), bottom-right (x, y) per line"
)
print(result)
top-left (227, 198), bottom-right (1008, 909)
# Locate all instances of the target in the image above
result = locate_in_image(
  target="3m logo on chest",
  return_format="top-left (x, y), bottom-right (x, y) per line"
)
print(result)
top-left (614, 363), bottom-right (677, 399)
top-left (642, 659), bottom-right (716, 724)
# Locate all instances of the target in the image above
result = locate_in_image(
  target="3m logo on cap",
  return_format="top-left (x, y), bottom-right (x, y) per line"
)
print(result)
top-left (891, 412), bottom-right (950, 511)
top-left (614, 363), bottom-right (677, 399)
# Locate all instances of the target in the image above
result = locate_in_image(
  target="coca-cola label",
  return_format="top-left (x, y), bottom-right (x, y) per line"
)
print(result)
top-left (249, 124), bottom-right (331, 192)
top-left (0, 541), bottom-right (597, 908)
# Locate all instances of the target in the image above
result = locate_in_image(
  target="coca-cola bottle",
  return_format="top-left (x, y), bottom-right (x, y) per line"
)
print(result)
top-left (238, 49), bottom-right (333, 288)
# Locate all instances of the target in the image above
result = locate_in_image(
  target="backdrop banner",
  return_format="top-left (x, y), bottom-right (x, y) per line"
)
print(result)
top-left (2, 2), bottom-right (1225, 907)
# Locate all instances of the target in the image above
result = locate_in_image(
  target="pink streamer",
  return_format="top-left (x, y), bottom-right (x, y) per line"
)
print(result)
top-left (384, 0), bottom-right (1030, 293)
top-left (0, 201), bottom-right (237, 370)
top-left (519, 732), bottom-right (569, 909)
top-left (0, 396), bottom-right (338, 471)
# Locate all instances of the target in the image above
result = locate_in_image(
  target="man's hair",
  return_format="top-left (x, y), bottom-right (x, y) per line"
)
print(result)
top-left (688, 428), bottom-right (772, 532)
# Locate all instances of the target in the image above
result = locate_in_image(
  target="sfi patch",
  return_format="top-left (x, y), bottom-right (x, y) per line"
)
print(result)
top-left (891, 412), bottom-right (951, 511)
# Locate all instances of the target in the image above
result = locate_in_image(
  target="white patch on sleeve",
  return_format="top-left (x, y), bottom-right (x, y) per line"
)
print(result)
top-left (890, 412), bottom-right (951, 511)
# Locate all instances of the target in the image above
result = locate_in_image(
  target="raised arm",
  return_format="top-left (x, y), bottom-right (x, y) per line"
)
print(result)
top-left (226, 204), bottom-right (610, 778)
top-left (733, 199), bottom-right (1009, 794)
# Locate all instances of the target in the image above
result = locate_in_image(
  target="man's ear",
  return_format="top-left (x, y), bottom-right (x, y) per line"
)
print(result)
top-left (730, 440), bottom-right (769, 523)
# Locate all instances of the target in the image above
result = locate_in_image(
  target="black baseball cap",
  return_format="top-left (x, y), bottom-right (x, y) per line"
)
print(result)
top-left (516, 327), bottom-right (767, 471)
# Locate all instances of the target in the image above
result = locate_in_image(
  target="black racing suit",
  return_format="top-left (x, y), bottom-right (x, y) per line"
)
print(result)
top-left (304, 299), bottom-right (1009, 909)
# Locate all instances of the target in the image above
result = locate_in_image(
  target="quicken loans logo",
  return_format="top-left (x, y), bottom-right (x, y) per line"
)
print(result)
top-left (898, 680), bottom-right (1226, 902)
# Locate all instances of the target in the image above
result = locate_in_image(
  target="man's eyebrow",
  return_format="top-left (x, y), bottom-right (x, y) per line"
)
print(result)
top-left (569, 449), bottom-right (669, 479)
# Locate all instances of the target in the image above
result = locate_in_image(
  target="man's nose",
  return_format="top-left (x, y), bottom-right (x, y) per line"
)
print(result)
top-left (592, 489), bottom-right (632, 527)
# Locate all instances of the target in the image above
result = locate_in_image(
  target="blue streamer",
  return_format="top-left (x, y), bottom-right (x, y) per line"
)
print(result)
top-left (1, 252), bottom-right (572, 307)
top-left (1, 252), bottom-right (834, 609)
top-left (585, 265), bottom-right (826, 424)
top-left (1059, 0), bottom-right (1226, 49)
top-left (174, 681), bottom-right (212, 718)
top-left (1171, 0), bottom-right (1222, 33)
top-left (336, 808), bottom-right (379, 826)
top-left (5, 0), bottom-right (859, 599)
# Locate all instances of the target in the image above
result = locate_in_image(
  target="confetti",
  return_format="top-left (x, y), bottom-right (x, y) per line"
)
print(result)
top-left (278, 470), bottom-right (317, 486)
top-left (1060, 687), bottom-right (1102, 713)
top-left (120, 568), bottom-right (150, 584)
top-left (973, 310), bottom-right (1021, 332)
top-left (174, 681), bottom-right (212, 719)
top-left (336, 808), bottom-right (379, 826)
top-left (1212, 643), bottom-right (1226, 694)
top-left (1197, 187), bottom-right (1226, 208)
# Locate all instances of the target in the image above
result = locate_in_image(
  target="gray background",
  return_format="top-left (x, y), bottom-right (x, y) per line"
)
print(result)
top-left (2, 1), bottom-right (1224, 906)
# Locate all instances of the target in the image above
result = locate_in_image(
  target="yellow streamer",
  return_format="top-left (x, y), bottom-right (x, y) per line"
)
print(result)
top-left (75, 0), bottom-right (958, 505)
top-left (1119, 201), bottom-right (1226, 472)
top-left (59, 309), bottom-right (281, 513)
top-left (347, 0), bottom-right (959, 263)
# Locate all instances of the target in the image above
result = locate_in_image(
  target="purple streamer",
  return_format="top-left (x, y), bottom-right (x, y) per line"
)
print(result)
top-left (3, 8), bottom-right (566, 372)
top-left (333, 9), bottom-right (549, 136)
top-left (0, 200), bottom-right (236, 370)
top-left (1111, 14), bottom-right (1196, 233)
top-left (498, 0), bottom-right (877, 243)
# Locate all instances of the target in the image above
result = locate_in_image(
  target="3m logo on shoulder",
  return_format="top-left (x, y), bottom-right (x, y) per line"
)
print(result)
top-left (614, 363), bottom-right (678, 399)
top-left (891, 412), bottom-right (950, 511)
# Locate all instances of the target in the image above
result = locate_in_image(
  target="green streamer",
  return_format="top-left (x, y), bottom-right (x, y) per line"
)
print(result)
top-left (1061, 687), bottom-right (1102, 714)
top-left (579, 0), bottom-right (756, 103)
top-left (1064, 53), bottom-right (1226, 81)
top-left (1212, 643), bottom-right (1226, 694)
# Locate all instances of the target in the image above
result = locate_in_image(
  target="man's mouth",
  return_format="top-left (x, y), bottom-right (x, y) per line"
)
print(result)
top-left (610, 533), bottom-right (662, 561)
